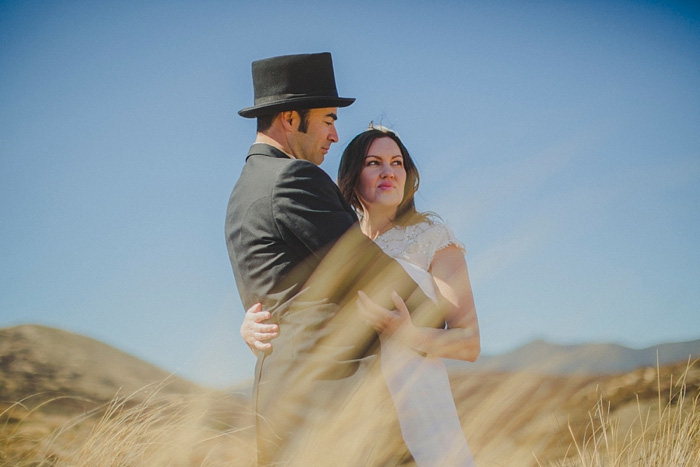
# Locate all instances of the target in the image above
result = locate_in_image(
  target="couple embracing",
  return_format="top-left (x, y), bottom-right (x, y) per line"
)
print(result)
top-left (225, 53), bottom-right (480, 466)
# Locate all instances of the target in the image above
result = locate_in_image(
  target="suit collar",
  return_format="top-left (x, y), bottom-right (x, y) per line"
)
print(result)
top-left (247, 143), bottom-right (294, 161)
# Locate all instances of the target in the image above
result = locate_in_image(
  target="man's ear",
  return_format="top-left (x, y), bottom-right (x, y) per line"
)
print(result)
top-left (280, 111), bottom-right (296, 131)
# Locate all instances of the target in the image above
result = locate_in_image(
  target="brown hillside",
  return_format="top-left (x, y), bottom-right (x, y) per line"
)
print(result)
top-left (0, 324), bottom-right (199, 405)
top-left (447, 360), bottom-right (700, 466)
top-left (0, 325), bottom-right (254, 465)
top-left (1, 325), bottom-right (697, 466)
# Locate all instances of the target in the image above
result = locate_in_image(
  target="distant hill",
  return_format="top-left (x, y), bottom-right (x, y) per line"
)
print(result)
top-left (446, 358), bottom-right (700, 465)
top-left (0, 324), bottom-right (200, 405)
top-left (448, 338), bottom-right (700, 375)
top-left (0, 324), bottom-right (254, 465)
top-left (1, 324), bottom-right (698, 466)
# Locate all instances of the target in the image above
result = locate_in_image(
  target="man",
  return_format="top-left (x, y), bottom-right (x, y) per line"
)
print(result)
top-left (226, 53), bottom-right (433, 465)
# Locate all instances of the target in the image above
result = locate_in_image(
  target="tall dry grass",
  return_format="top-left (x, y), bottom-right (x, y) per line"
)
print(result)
top-left (545, 360), bottom-right (700, 467)
top-left (0, 381), bottom-right (255, 466)
top-left (2, 362), bottom-right (698, 466)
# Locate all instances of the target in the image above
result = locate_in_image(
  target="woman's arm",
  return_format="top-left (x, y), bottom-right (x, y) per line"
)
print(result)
top-left (424, 244), bottom-right (480, 361)
top-left (240, 303), bottom-right (279, 354)
top-left (357, 245), bottom-right (480, 361)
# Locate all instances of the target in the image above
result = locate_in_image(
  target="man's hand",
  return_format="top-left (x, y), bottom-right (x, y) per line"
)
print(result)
top-left (241, 303), bottom-right (279, 353)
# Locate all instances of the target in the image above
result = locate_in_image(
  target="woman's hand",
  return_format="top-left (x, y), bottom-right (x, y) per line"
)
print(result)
top-left (240, 303), bottom-right (279, 354)
top-left (357, 290), bottom-right (419, 346)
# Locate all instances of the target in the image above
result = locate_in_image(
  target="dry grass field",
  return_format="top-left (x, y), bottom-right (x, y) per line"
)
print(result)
top-left (451, 361), bottom-right (699, 466)
top-left (1, 325), bottom-right (698, 466)
top-left (0, 384), bottom-right (256, 466)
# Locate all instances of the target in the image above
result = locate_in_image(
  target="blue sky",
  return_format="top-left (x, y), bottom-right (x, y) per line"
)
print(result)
top-left (1, 0), bottom-right (699, 387)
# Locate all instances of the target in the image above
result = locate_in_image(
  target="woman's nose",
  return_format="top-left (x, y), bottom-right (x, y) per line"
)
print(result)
top-left (380, 165), bottom-right (394, 178)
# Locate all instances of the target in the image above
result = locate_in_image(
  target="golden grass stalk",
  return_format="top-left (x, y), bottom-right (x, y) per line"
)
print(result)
top-left (2, 361), bottom-right (698, 466)
top-left (550, 359), bottom-right (700, 467)
top-left (0, 380), bottom-right (255, 466)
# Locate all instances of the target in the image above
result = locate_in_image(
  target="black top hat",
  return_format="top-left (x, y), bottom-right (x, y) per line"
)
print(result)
top-left (238, 52), bottom-right (355, 118)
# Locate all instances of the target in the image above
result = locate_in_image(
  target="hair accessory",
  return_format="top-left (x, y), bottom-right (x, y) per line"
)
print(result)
top-left (367, 121), bottom-right (399, 138)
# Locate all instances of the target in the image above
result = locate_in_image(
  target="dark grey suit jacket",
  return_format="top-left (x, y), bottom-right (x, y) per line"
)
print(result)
top-left (226, 143), bottom-right (434, 465)
top-left (226, 143), bottom-right (358, 311)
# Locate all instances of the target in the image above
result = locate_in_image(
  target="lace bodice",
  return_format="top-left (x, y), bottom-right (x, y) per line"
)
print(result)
top-left (374, 220), bottom-right (465, 272)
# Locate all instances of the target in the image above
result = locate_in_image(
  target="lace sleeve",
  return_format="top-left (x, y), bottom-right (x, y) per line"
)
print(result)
top-left (388, 221), bottom-right (466, 271)
top-left (426, 222), bottom-right (465, 268)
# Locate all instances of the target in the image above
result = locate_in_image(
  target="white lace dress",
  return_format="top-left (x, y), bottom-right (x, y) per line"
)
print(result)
top-left (374, 220), bottom-right (476, 467)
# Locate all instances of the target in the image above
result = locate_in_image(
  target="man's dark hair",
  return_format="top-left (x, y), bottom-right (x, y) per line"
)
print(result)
top-left (256, 113), bottom-right (277, 132)
top-left (296, 109), bottom-right (310, 133)
top-left (256, 109), bottom-right (310, 133)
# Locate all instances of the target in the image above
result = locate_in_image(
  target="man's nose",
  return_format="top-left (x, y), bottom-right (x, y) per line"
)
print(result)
top-left (329, 126), bottom-right (338, 142)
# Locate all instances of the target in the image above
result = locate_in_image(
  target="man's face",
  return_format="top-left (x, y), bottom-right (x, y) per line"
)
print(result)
top-left (288, 107), bottom-right (339, 165)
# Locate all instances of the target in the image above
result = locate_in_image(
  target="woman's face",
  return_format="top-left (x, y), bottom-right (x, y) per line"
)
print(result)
top-left (356, 137), bottom-right (406, 215)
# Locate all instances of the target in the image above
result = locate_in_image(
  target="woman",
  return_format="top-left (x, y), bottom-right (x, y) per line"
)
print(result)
top-left (243, 125), bottom-right (480, 466)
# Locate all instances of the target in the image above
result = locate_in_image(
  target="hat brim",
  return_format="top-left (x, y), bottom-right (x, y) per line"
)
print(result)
top-left (238, 96), bottom-right (355, 118)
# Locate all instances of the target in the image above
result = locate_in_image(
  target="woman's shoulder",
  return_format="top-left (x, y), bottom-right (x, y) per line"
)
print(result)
top-left (405, 218), bottom-right (462, 248)
top-left (399, 218), bottom-right (465, 270)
